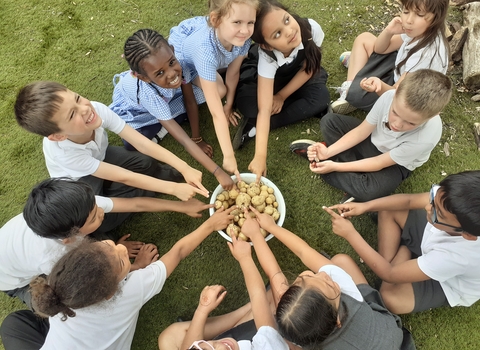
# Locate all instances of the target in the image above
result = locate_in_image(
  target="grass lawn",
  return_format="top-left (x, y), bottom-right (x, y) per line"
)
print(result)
top-left (1, 0), bottom-right (480, 349)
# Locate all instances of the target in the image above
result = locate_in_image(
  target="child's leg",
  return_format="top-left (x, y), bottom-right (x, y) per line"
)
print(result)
top-left (0, 310), bottom-right (49, 350)
top-left (331, 254), bottom-right (368, 285)
top-left (3, 285), bottom-right (32, 310)
top-left (346, 32), bottom-right (377, 81)
top-left (377, 209), bottom-right (410, 262)
top-left (269, 68), bottom-right (330, 130)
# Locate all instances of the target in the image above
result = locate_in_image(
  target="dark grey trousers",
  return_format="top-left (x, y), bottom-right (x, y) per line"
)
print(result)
top-left (0, 310), bottom-right (48, 350)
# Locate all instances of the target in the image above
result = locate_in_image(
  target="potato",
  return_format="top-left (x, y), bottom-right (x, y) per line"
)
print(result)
top-left (261, 185), bottom-right (268, 192)
top-left (217, 194), bottom-right (225, 202)
top-left (264, 206), bottom-right (274, 215)
top-left (226, 223), bottom-right (239, 238)
top-left (221, 190), bottom-right (230, 200)
top-left (215, 200), bottom-right (222, 209)
top-left (259, 228), bottom-right (268, 238)
top-left (229, 188), bottom-right (239, 199)
top-left (255, 203), bottom-right (266, 213)
top-left (240, 187), bottom-right (247, 193)
top-left (237, 180), bottom-right (247, 189)
top-left (234, 215), bottom-right (240, 222)
top-left (231, 208), bottom-right (241, 217)
top-left (238, 218), bottom-right (246, 227)
top-left (260, 190), bottom-right (269, 198)
top-left (222, 201), bottom-right (229, 210)
top-left (238, 233), bottom-right (249, 241)
top-left (236, 193), bottom-right (251, 209)
top-left (251, 195), bottom-right (265, 207)
top-left (267, 187), bottom-right (274, 194)
top-left (247, 185), bottom-right (260, 197)
top-left (272, 209), bottom-right (280, 221)
top-left (273, 201), bottom-right (278, 208)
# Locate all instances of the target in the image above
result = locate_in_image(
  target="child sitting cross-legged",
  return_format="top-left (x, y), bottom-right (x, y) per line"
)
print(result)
top-left (15, 81), bottom-right (209, 204)
top-left (325, 170), bottom-right (480, 315)
top-left (0, 206), bottom-right (235, 350)
top-left (290, 69), bottom-right (452, 203)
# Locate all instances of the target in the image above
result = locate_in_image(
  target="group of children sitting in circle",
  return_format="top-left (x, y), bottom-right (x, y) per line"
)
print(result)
top-left (1, 0), bottom-right (479, 349)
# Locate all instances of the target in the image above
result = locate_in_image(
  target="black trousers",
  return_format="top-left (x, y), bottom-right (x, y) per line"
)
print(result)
top-left (0, 310), bottom-right (49, 350)
top-left (320, 113), bottom-right (410, 202)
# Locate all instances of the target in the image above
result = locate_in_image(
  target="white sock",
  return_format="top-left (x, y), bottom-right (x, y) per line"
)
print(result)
top-left (248, 127), bottom-right (256, 137)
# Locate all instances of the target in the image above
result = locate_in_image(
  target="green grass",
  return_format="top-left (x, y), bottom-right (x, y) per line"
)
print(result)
top-left (1, 0), bottom-right (480, 349)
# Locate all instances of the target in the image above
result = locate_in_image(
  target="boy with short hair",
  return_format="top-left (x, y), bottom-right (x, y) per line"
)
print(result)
top-left (290, 69), bottom-right (453, 202)
top-left (0, 178), bottom-right (211, 308)
top-left (14, 81), bottom-right (209, 204)
top-left (325, 170), bottom-right (480, 314)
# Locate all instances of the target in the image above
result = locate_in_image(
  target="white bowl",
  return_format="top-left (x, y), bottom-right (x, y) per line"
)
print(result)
top-left (209, 173), bottom-right (286, 243)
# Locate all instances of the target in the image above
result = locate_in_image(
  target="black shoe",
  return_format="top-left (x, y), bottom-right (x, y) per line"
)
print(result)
top-left (233, 117), bottom-right (254, 150)
top-left (289, 139), bottom-right (316, 159)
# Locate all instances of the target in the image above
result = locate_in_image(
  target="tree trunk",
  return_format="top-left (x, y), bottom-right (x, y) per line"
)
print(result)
top-left (463, 3), bottom-right (480, 89)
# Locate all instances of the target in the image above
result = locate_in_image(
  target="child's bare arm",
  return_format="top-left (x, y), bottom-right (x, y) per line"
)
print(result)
top-left (180, 285), bottom-right (227, 350)
top-left (223, 56), bottom-right (244, 121)
top-left (159, 119), bottom-right (234, 189)
top-left (93, 162), bottom-right (206, 201)
top-left (374, 17), bottom-right (404, 54)
top-left (200, 77), bottom-right (240, 179)
top-left (273, 64), bottom-right (313, 112)
top-left (324, 206), bottom-right (430, 283)
top-left (248, 76), bottom-right (274, 181)
top-left (118, 124), bottom-right (209, 196)
top-left (110, 197), bottom-right (213, 218)
top-left (310, 151), bottom-right (396, 174)
top-left (330, 192), bottom-right (430, 217)
top-left (180, 82), bottom-right (214, 158)
top-left (160, 206), bottom-right (235, 277)
top-left (228, 235), bottom-right (276, 329)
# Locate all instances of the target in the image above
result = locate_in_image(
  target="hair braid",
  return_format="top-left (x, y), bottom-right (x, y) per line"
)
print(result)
top-left (123, 29), bottom-right (168, 75)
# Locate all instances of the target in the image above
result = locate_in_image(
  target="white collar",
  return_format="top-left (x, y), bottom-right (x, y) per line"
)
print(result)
top-left (272, 42), bottom-right (304, 66)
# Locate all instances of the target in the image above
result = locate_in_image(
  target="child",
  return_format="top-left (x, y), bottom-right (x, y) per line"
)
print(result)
top-left (331, 0), bottom-right (449, 114)
top-left (0, 207), bottom-right (235, 350)
top-left (290, 69), bottom-right (452, 203)
top-left (110, 29), bottom-right (234, 190)
top-left (0, 178), bottom-right (211, 308)
top-left (242, 206), bottom-right (411, 350)
top-left (233, 0), bottom-right (330, 180)
top-left (168, 0), bottom-right (258, 178)
top-left (159, 231), bottom-right (288, 350)
top-left (15, 81), bottom-right (209, 202)
top-left (326, 170), bottom-right (480, 315)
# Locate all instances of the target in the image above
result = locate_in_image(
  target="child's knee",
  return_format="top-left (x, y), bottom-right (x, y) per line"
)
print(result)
top-left (331, 253), bottom-right (355, 268)
top-left (354, 32), bottom-right (377, 47)
top-left (158, 322), bottom-right (188, 350)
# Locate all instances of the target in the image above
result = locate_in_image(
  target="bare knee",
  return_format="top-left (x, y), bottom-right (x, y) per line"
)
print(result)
top-left (380, 282), bottom-right (414, 315)
top-left (354, 32), bottom-right (377, 48)
top-left (331, 253), bottom-right (355, 267)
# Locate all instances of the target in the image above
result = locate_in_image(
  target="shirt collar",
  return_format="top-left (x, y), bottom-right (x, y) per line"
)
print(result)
top-left (273, 42), bottom-right (304, 66)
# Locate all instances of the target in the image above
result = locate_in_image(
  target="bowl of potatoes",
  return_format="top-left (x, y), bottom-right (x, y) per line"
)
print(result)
top-left (209, 173), bottom-right (286, 243)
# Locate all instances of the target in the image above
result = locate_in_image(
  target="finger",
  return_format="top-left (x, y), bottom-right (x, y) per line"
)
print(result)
top-left (322, 205), bottom-right (341, 218)
top-left (255, 172), bottom-right (262, 184)
top-left (234, 169), bottom-right (241, 183)
top-left (248, 205), bottom-right (260, 216)
top-left (225, 205), bottom-right (238, 214)
top-left (192, 185), bottom-right (210, 198)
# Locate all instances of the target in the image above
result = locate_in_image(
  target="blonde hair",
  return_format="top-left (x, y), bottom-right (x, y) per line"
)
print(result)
top-left (208, 0), bottom-right (259, 27)
top-left (396, 69), bottom-right (452, 119)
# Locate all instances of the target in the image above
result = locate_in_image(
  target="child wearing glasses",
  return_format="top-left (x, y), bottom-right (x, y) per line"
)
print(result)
top-left (325, 170), bottom-right (480, 314)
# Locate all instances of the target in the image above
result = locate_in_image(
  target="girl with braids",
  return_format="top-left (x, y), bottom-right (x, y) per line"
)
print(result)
top-left (232, 0), bottom-right (329, 181)
top-left (168, 0), bottom-right (258, 180)
top-left (110, 29), bottom-right (234, 189)
top-left (0, 207), bottom-right (235, 350)
top-left (331, 0), bottom-right (449, 114)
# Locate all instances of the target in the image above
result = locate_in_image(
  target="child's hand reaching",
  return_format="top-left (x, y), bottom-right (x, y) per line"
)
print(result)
top-left (240, 208), bottom-right (263, 241)
top-left (198, 140), bottom-right (214, 159)
top-left (116, 234), bottom-right (144, 258)
top-left (179, 198), bottom-right (215, 218)
top-left (215, 168), bottom-right (235, 190)
top-left (322, 206), bottom-right (357, 240)
top-left (207, 206), bottom-right (236, 232)
top-left (271, 94), bottom-right (285, 115)
top-left (328, 202), bottom-right (368, 218)
top-left (196, 285), bottom-right (227, 316)
top-left (180, 167), bottom-right (210, 198)
top-left (173, 183), bottom-right (209, 201)
top-left (385, 16), bottom-right (405, 35)
top-left (248, 206), bottom-right (276, 232)
top-left (131, 243), bottom-right (159, 271)
top-left (227, 234), bottom-right (252, 262)
top-left (223, 155), bottom-right (241, 181)
top-left (360, 77), bottom-right (382, 93)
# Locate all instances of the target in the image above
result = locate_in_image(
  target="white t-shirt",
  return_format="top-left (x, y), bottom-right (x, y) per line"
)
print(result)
top-left (394, 33), bottom-right (448, 81)
top-left (238, 326), bottom-right (289, 350)
top-left (43, 102), bottom-right (126, 180)
top-left (366, 90), bottom-right (442, 171)
top-left (0, 196), bottom-right (113, 291)
top-left (41, 260), bottom-right (167, 350)
top-left (258, 19), bottom-right (324, 79)
top-left (417, 222), bottom-right (480, 307)
top-left (319, 265), bottom-right (363, 301)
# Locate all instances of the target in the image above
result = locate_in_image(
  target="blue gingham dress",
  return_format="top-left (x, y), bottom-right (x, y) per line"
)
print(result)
top-left (109, 62), bottom-right (205, 130)
top-left (168, 16), bottom-right (251, 82)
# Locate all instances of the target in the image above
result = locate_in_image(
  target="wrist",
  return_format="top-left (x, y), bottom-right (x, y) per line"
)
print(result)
top-left (191, 136), bottom-right (203, 144)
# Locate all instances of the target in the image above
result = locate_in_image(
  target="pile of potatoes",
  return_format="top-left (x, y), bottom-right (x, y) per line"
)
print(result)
top-left (214, 180), bottom-right (281, 242)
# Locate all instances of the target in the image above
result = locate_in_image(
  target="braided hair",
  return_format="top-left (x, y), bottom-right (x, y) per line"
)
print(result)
top-left (123, 29), bottom-right (169, 75)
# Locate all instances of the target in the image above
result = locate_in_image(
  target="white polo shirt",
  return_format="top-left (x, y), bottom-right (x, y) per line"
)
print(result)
top-left (0, 196), bottom-right (113, 291)
top-left (43, 102), bottom-right (126, 180)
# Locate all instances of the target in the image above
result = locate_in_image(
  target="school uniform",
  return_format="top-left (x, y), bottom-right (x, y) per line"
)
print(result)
top-left (0, 196), bottom-right (113, 308)
top-left (320, 89), bottom-right (441, 202)
top-left (347, 32), bottom-right (449, 111)
top-left (168, 16), bottom-right (251, 82)
top-left (235, 18), bottom-right (330, 130)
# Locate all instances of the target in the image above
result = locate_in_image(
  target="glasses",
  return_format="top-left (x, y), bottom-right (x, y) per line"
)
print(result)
top-left (189, 340), bottom-right (214, 350)
top-left (429, 184), bottom-right (463, 233)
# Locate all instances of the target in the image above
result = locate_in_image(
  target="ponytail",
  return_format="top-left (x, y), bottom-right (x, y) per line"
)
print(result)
top-left (30, 241), bottom-right (119, 321)
top-left (294, 14), bottom-right (322, 75)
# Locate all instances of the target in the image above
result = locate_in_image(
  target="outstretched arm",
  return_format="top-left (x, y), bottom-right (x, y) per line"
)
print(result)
top-left (228, 235), bottom-right (276, 329)
top-left (160, 206), bottom-right (235, 277)
top-left (180, 285), bottom-right (227, 350)
top-left (323, 206), bottom-right (429, 283)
